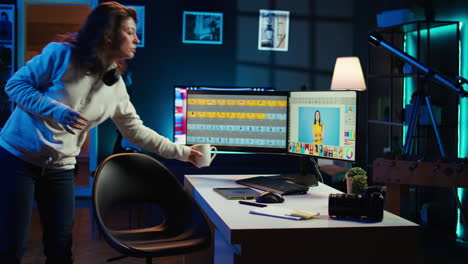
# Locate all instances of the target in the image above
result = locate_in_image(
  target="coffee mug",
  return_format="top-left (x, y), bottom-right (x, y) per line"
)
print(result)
top-left (193, 144), bottom-right (217, 167)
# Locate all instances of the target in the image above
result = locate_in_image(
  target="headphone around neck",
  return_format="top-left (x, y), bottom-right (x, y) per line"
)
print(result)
top-left (102, 68), bottom-right (120, 86)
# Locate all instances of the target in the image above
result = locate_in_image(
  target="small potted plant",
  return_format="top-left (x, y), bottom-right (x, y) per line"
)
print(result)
top-left (345, 167), bottom-right (367, 194)
top-left (351, 174), bottom-right (368, 195)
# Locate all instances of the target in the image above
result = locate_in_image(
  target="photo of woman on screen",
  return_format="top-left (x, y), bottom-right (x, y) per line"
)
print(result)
top-left (312, 110), bottom-right (324, 144)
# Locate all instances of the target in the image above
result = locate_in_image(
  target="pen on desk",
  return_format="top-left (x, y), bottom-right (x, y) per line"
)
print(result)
top-left (239, 200), bottom-right (267, 207)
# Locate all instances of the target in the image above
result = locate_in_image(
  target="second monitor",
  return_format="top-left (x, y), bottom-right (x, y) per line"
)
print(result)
top-left (288, 90), bottom-right (357, 162)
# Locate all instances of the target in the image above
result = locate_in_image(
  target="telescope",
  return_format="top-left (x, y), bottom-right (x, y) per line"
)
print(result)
top-left (368, 32), bottom-right (468, 159)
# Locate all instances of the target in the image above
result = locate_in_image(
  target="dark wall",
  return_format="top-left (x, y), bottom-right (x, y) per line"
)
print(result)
top-left (97, 0), bottom-right (373, 168)
top-left (0, 0), bottom-right (375, 180)
top-left (98, 0), bottom-right (237, 161)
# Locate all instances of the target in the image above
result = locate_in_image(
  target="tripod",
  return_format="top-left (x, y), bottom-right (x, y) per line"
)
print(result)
top-left (402, 89), bottom-right (447, 159)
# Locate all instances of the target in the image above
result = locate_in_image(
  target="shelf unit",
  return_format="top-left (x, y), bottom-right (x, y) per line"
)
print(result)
top-left (366, 20), bottom-right (460, 170)
top-left (366, 20), bottom-right (461, 232)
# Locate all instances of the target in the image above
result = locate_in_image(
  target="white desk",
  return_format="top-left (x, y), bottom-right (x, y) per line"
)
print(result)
top-left (185, 174), bottom-right (420, 264)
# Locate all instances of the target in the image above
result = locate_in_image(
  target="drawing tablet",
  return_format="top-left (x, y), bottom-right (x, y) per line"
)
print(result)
top-left (213, 187), bottom-right (261, 200)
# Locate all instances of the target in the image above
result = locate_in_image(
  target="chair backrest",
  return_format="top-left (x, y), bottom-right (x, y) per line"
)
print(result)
top-left (92, 153), bottom-right (211, 256)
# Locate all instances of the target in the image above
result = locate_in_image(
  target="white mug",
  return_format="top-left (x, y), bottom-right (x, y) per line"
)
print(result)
top-left (193, 144), bottom-right (217, 167)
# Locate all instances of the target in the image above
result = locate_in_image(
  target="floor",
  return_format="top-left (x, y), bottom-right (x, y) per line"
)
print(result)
top-left (419, 230), bottom-right (468, 264)
top-left (23, 199), bottom-right (468, 264)
top-left (23, 194), bottom-right (209, 264)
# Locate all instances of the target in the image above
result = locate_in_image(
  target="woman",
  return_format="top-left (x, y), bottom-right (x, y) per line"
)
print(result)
top-left (312, 110), bottom-right (324, 144)
top-left (0, 2), bottom-right (202, 263)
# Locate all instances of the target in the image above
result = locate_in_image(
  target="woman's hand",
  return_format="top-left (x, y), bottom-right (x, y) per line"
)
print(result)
top-left (60, 108), bottom-right (89, 134)
top-left (187, 146), bottom-right (204, 168)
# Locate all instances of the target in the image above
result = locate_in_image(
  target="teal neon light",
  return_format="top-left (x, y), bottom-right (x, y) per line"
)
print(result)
top-left (402, 34), bottom-right (415, 145)
top-left (403, 22), bottom-right (468, 241)
top-left (457, 20), bottom-right (468, 242)
top-left (457, 173), bottom-right (466, 241)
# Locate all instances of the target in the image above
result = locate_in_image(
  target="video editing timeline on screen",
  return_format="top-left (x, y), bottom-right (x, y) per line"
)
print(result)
top-left (174, 86), bottom-right (275, 145)
top-left (186, 91), bottom-right (288, 151)
top-left (288, 91), bottom-right (357, 161)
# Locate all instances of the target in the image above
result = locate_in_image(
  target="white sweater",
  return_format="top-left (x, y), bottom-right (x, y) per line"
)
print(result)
top-left (0, 42), bottom-right (190, 169)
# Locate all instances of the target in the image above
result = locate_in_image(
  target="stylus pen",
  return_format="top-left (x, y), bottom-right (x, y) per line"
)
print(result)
top-left (239, 200), bottom-right (267, 207)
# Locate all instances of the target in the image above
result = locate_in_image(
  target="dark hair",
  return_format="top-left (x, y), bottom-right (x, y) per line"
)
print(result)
top-left (56, 1), bottom-right (137, 76)
top-left (314, 110), bottom-right (321, 125)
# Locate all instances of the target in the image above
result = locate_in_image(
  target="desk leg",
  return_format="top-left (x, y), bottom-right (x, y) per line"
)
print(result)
top-left (214, 229), bottom-right (241, 264)
top-left (386, 183), bottom-right (410, 216)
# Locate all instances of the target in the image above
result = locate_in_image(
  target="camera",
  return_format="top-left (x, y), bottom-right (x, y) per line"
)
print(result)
top-left (328, 187), bottom-right (384, 221)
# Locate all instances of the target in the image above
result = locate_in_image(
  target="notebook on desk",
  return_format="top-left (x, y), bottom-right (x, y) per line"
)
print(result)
top-left (250, 206), bottom-right (320, 220)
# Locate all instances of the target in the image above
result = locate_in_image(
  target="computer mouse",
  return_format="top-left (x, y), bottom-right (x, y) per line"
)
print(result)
top-left (256, 191), bottom-right (284, 203)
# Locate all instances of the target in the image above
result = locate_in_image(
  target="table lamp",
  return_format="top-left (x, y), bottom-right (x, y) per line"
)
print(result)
top-left (330, 57), bottom-right (367, 91)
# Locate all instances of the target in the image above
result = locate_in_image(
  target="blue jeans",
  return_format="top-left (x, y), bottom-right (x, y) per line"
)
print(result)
top-left (0, 146), bottom-right (75, 264)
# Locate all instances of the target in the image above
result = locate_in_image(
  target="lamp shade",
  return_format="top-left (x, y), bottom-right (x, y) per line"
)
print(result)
top-left (330, 57), bottom-right (367, 91)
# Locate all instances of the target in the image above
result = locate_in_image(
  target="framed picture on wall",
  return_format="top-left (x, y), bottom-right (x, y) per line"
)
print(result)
top-left (126, 5), bottom-right (145, 47)
top-left (258, 9), bottom-right (290, 52)
top-left (182, 11), bottom-right (223, 45)
top-left (0, 4), bottom-right (14, 79)
top-left (0, 4), bottom-right (14, 125)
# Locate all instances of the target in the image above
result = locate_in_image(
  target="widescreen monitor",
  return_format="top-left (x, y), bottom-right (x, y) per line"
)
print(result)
top-left (174, 86), bottom-right (274, 144)
top-left (288, 91), bottom-right (357, 161)
top-left (186, 90), bottom-right (289, 153)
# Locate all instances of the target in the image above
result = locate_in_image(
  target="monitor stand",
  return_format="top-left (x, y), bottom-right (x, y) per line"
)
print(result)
top-left (277, 156), bottom-right (321, 187)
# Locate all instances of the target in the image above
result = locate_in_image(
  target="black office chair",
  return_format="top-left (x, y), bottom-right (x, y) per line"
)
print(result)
top-left (92, 153), bottom-right (211, 264)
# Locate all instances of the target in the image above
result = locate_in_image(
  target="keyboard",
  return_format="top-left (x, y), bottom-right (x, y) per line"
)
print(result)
top-left (236, 176), bottom-right (309, 195)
